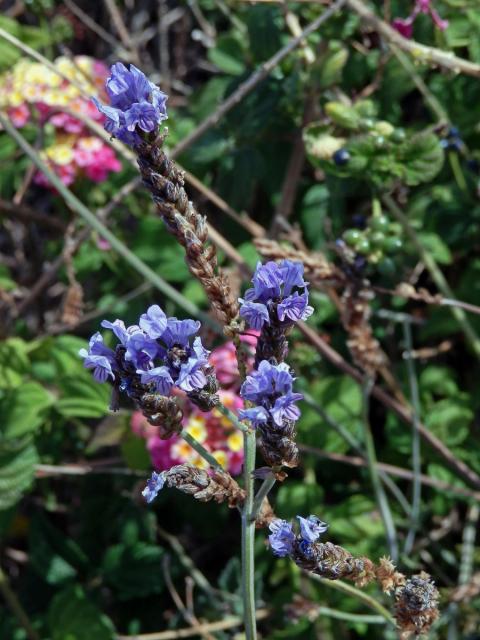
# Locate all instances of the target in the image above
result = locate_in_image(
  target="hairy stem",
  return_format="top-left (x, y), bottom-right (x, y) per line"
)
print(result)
top-left (242, 429), bottom-right (257, 640)
top-left (308, 573), bottom-right (396, 626)
top-left (180, 431), bottom-right (222, 471)
top-left (251, 473), bottom-right (276, 521)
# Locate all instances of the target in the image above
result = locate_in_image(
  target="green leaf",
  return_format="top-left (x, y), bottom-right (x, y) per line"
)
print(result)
top-left (208, 35), bottom-right (245, 75)
top-left (30, 514), bottom-right (89, 585)
top-left (0, 338), bottom-right (30, 388)
top-left (48, 586), bottom-right (116, 640)
top-left (300, 184), bottom-right (330, 248)
top-left (0, 440), bottom-right (37, 510)
top-left (0, 382), bottom-right (53, 439)
top-left (417, 231), bottom-right (453, 264)
top-left (397, 132), bottom-right (444, 186)
top-left (102, 542), bottom-right (165, 600)
top-left (56, 377), bottom-right (110, 418)
top-left (316, 44), bottom-right (349, 88)
top-left (247, 5), bottom-right (282, 63)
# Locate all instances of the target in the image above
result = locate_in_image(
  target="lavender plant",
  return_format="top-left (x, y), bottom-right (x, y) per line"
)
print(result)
top-left (79, 62), bottom-right (441, 639)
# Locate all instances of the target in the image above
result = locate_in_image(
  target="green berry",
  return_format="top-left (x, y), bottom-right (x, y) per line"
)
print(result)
top-left (343, 229), bottom-right (363, 246)
top-left (391, 128), bottom-right (406, 143)
top-left (388, 222), bottom-right (402, 235)
top-left (369, 215), bottom-right (390, 231)
top-left (383, 237), bottom-right (403, 253)
top-left (378, 257), bottom-right (396, 277)
top-left (360, 117), bottom-right (376, 131)
top-left (369, 250), bottom-right (384, 264)
top-left (374, 135), bottom-right (386, 149)
top-left (356, 238), bottom-right (371, 255)
top-left (370, 231), bottom-right (386, 247)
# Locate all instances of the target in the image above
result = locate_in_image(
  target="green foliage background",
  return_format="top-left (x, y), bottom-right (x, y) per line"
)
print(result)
top-left (1, 1), bottom-right (480, 638)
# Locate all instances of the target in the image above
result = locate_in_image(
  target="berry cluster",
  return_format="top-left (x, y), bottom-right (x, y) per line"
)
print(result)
top-left (341, 212), bottom-right (403, 275)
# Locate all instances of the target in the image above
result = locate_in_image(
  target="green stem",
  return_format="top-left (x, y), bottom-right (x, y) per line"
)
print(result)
top-left (308, 573), bottom-right (396, 626)
top-left (251, 473), bottom-right (276, 520)
top-left (315, 607), bottom-right (387, 625)
top-left (216, 403), bottom-right (250, 434)
top-left (383, 194), bottom-right (480, 359)
top-left (449, 151), bottom-right (468, 193)
top-left (362, 380), bottom-right (398, 562)
top-left (0, 566), bottom-right (40, 640)
top-left (0, 112), bottom-right (217, 330)
top-left (241, 429), bottom-right (257, 640)
top-left (180, 431), bottom-right (222, 470)
top-left (402, 320), bottom-right (422, 555)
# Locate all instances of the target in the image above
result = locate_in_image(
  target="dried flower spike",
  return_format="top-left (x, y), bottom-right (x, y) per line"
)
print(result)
top-left (94, 63), bottom-right (238, 328)
top-left (394, 571), bottom-right (440, 638)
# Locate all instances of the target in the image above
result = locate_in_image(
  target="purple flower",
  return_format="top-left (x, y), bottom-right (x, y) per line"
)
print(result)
top-left (239, 300), bottom-right (269, 330)
top-left (277, 292), bottom-right (313, 323)
top-left (80, 353), bottom-right (115, 383)
top-left (124, 331), bottom-right (158, 369)
top-left (239, 259), bottom-right (314, 330)
top-left (137, 366), bottom-right (174, 395)
top-left (176, 358), bottom-right (208, 392)
top-left (101, 318), bottom-right (131, 344)
top-left (139, 305), bottom-right (168, 339)
top-left (268, 519), bottom-right (296, 557)
top-left (142, 471), bottom-right (167, 503)
top-left (79, 332), bottom-right (116, 383)
top-left (297, 516), bottom-right (328, 543)
top-left (246, 261), bottom-right (283, 302)
top-left (94, 63), bottom-right (168, 145)
top-left (238, 406), bottom-right (269, 427)
top-left (162, 318), bottom-right (201, 348)
top-left (270, 392), bottom-right (303, 426)
top-left (280, 260), bottom-right (307, 296)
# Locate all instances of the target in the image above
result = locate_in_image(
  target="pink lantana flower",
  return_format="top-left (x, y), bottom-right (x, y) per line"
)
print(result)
top-left (392, 0), bottom-right (448, 39)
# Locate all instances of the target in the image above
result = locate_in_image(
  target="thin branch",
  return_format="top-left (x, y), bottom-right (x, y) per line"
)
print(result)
top-left (116, 610), bottom-right (269, 640)
top-left (172, 0), bottom-right (347, 157)
top-left (298, 445), bottom-right (480, 502)
top-left (346, 0), bottom-right (480, 78)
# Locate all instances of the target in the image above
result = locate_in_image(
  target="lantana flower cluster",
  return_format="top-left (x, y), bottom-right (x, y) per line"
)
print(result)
top-left (79, 304), bottom-right (215, 401)
top-left (269, 516), bottom-right (328, 558)
top-left (132, 388), bottom-right (244, 476)
top-left (0, 56), bottom-right (121, 186)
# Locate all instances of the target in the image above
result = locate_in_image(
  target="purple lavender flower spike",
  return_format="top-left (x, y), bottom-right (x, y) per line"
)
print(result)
top-left (79, 332), bottom-right (116, 383)
top-left (139, 305), bottom-right (168, 339)
top-left (239, 300), bottom-right (269, 330)
top-left (162, 318), bottom-right (201, 348)
top-left (238, 406), bottom-right (269, 427)
top-left (124, 331), bottom-right (158, 369)
top-left (249, 261), bottom-right (283, 302)
top-left (101, 318), bottom-right (130, 344)
top-left (270, 392), bottom-right (303, 426)
top-left (142, 471), bottom-right (167, 503)
top-left (277, 292), bottom-right (313, 323)
top-left (268, 519), bottom-right (296, 557)
top-left (94, 63), bottom-right (168, 145)
top-left (137, 367), bottom-right (174, 395)
top-left (297, 515), bottom-right (328, 543)
top-left (177, 358), bottom-right (208, 392)
top-left (80, 353), bottom-right (115, 383)
top-left (280, 260), bottom-right (307, 296)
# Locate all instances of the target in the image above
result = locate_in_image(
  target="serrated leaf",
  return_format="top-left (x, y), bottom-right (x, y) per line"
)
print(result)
top-left (397, 132), bottom-right (444, 186)
top-left (48, 586), bottom-right (115, 640)
top-left (0, 440), bottom-right (37, 510)
top-left (0, 382), bottom-right (53, 438)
